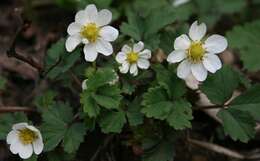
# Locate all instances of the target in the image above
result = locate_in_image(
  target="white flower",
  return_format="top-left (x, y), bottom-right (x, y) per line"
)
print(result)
top-left (167, 21), bottom-right (228, 81)
top-left (116, 41), bottom-right (151, 76)
top-left (65, 4), bottom-right (119, 62)
top-left (6, 123), bottom-right (44, 159)
top-left (82, 79), bottom-right (88, 90)
top-left (172, 0), bottom-right (190, 7)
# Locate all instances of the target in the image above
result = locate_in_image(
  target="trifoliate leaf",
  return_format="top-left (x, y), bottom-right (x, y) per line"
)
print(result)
top-left (63, 123), bottom-right (87, 153)
top-left (126, 98), bottom-right (144, 126)
top-left (91, 85), bottom-right (122, 109)
top-left (45, 39), bottom-right (81, 79)
top-left (141, 86), bottom-right (173, 120)
top-left (229, 85), bottom-right (260, 120)
top-left (200, 66), bottom-right (239, 105)
top-left (227, 20), bottom-right (260, 71)
top-left (80, 90), bottom-right (100, 118)
top-left (99, 110), bottom-right (126, 133)
top-left (217, 108), bottom-right (256, 143)
top-left (0, 113), bottom-right (28, 140)
top-left (166, 100), bottom-right (193, 130)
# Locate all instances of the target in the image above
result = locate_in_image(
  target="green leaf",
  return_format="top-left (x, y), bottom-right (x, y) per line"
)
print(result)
top-left (45, 39), bottom-right (81, 79)
top-left (0, 113), bottom-right (28, 140)
top-left (217, 108), bottom-right (256, 143)
top-left (99, 110), bottom-right (126, 133)
top-left (200, 66), bottom-right (239, 105)
top-left (166, 100), bottom-right (193, 130)
top-left (24, 154), bottom-right (37, 161)
top-left (92, 85), bottom-right (122, 109)
top-left (34, 90), bottom-right (57, 110)
top-left (141, 86), bottom-right (173, 120)
top-left (142, 140), bottom-right (175, 161)
top-left (80, 90), bottom-right (100, 118)
top-left (63, 123), bottom-right (87, 153)
top-left (227, 20), bottom-right (260, 71)
top-left (126, 98), bottom-right (144, 126)
top-left (229, 85), bottom-right (260, 120)
top-left (0, 75), bottom-right (7, 90)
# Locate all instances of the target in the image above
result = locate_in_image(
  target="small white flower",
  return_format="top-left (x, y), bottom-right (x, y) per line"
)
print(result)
top-left (65, 4), bottom-right (119, 62)
top-left (116, 41), bottom-right (151, 76)
top-left (167, 21), bottom-right (228, 81)
top-left (172, 0), bottom-right (190, 7)
top-left (6, 123), bottom-right (44, 159)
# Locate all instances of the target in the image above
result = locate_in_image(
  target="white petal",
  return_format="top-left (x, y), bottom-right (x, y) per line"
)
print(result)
top-left (191, 63), bottom-right (208, 81)
top-left (99, 26), bottom-right (119, 42)
top-left (204, 35), bottom-right (228, 53)
top-left (177, 60), bottom-right (191, 79)
top-left (7, 130), bottom-right (18, 144)
top-left (139, 49), bottom-right (151, 59)
top-left (96, 39), bottom-right (113, 56)
top-left (173, 0), bottom-right (190, 7)
top-left (137, 58), bottom-right (150, 69)
top-left (65, 35), bottom-right (81, 52)
top-left (167, 50), bottom-right (186, 63)
top-left (67, 22), bottom-right (81, 35)
top-left (82, 79), bottom-right (88, 90)
top-left (189, 21), bottom-right (207, 41)
top-left (33, 138), bottom-right (44, 155)
top-left (203, 54), bottom-right (222, 73)
top-left (18, 144), bottom-right (33, 159)
top-left (174, 34), bottom-right (191, 50)
top-left (26, 125), bottom-right (40, 133)
top-left (75, 10), bottom-right (89, 25)
top-left (184, 74), bottom-right (199, 90)
top-left (96, 9), bottom-right (112, 26)
top-left (130, 64), bottom-right (138, 76)
top-left (13, 123), bottom-right (28, 130)
top-left (10, 140), bottom-right (20, 154)
top-left (133, 41), bottom-right (144, 52)
top-left (83, 44), bottom-right (98, 62)
top-left (116, 52), bottom-right (127, 63)
top-left (85, 4), bottom-right (98, 23)
top-left (119, 61), bottom-right (130, 73)
top-left (122, 44), bottom-right (132, 53)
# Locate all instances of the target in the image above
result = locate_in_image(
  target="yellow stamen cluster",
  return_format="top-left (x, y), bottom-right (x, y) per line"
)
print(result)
top-left (187, 42), bottom-right (205, 63)
top-left (127, 52), bottom-right (139, 64)
top-left (80, 23), bottom-right (100, 43)
top-left (18, 128), bottom-right (38, 145)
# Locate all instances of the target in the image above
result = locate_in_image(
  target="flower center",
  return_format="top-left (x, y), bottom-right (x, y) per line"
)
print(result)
top-left (127, 52), bottom-right (139, 64)
top-left (187, 42), bottom-right (205, 63)
top-left (80, 23), bottom-right (100, 43)
top-left (18, 128), bottom-right (38, 145)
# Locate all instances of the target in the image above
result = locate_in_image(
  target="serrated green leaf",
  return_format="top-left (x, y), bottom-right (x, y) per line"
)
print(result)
top-left (166, 100), bottom-right (193, 130)
top-left (91, 85), bottom-right (122, 109)
top-left (63, 123), bottom-right (86, 153)
top-left (80, 90), bottom-right (100, 118)
top-left (200, 66), bottom-right (239, 105)
top-left (227, 20), bottom-right (260, 71)
top-left (229, 85), bottom-right (260, 120)
top-left (0, 113), bottom-right (28, 140)
top-left (99, 110), bottom-right (126, 133)
top-left (126, 98), bottom-right (144, 126)
top-left (34, 90), bottom-right (57, 110)
top-left (217, 108), bottom-right (256, 143)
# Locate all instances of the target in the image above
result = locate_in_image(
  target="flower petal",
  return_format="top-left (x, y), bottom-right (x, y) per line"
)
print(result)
top-left (137, 58), bottom-right (150, 69)
top-left (189, 21), bottom-right (207, 41)
top-left (203, 54), bottom-right (222, 73)
top-left (167, 50), bottom-right (186, 63)
top-left (119, 61), bottom-right (130, 73)
top-left (83, 44), bottom-right (98, 62)
top-left (204, 34), bottom-right (228, 53)
top-left (65, 35), bottom-right (81, 52)
top-left (10, 139), bottom-right (20, 154)
top-left (7, 130), bottom-right (18, 145)
top-left (67, 22), bottom-right (81, 35)
top-left (99, 26), bottom-right (119, 42)
top-left (122, 44), bottom-right (132, 53)
top-left (174, 34), bottom-right (191, 50)
top-left (133, 41), bottom-right (144, 52)
top-left (33, 138), bottom-right (44, 155)
top-left (85, 4), bottom-right (98, 23)
top-left (139, 49), bottom-right (151, 59)
top-left (177, 60), bottom-right (191, 79)
top-left (173, 0), bottom-right (190, 7)
top-left (191, 63), bottom-right (208, 81)
top-left (75, 10), bottom-right (89, 25)
top-left (18, 144), bottom-right (33, 159)
top-left (130, 64), bottom-right (138, 76)
top-left (13, 123), bottom-right (28, 130)
top-left (96, 39), bottom-right (113, 56)
top-left (116, 52), bottom-right (127, 63)
top-left (82, 79), bottom-right (88, 90)
top-left (96, 9), bottom-right (112, 26)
